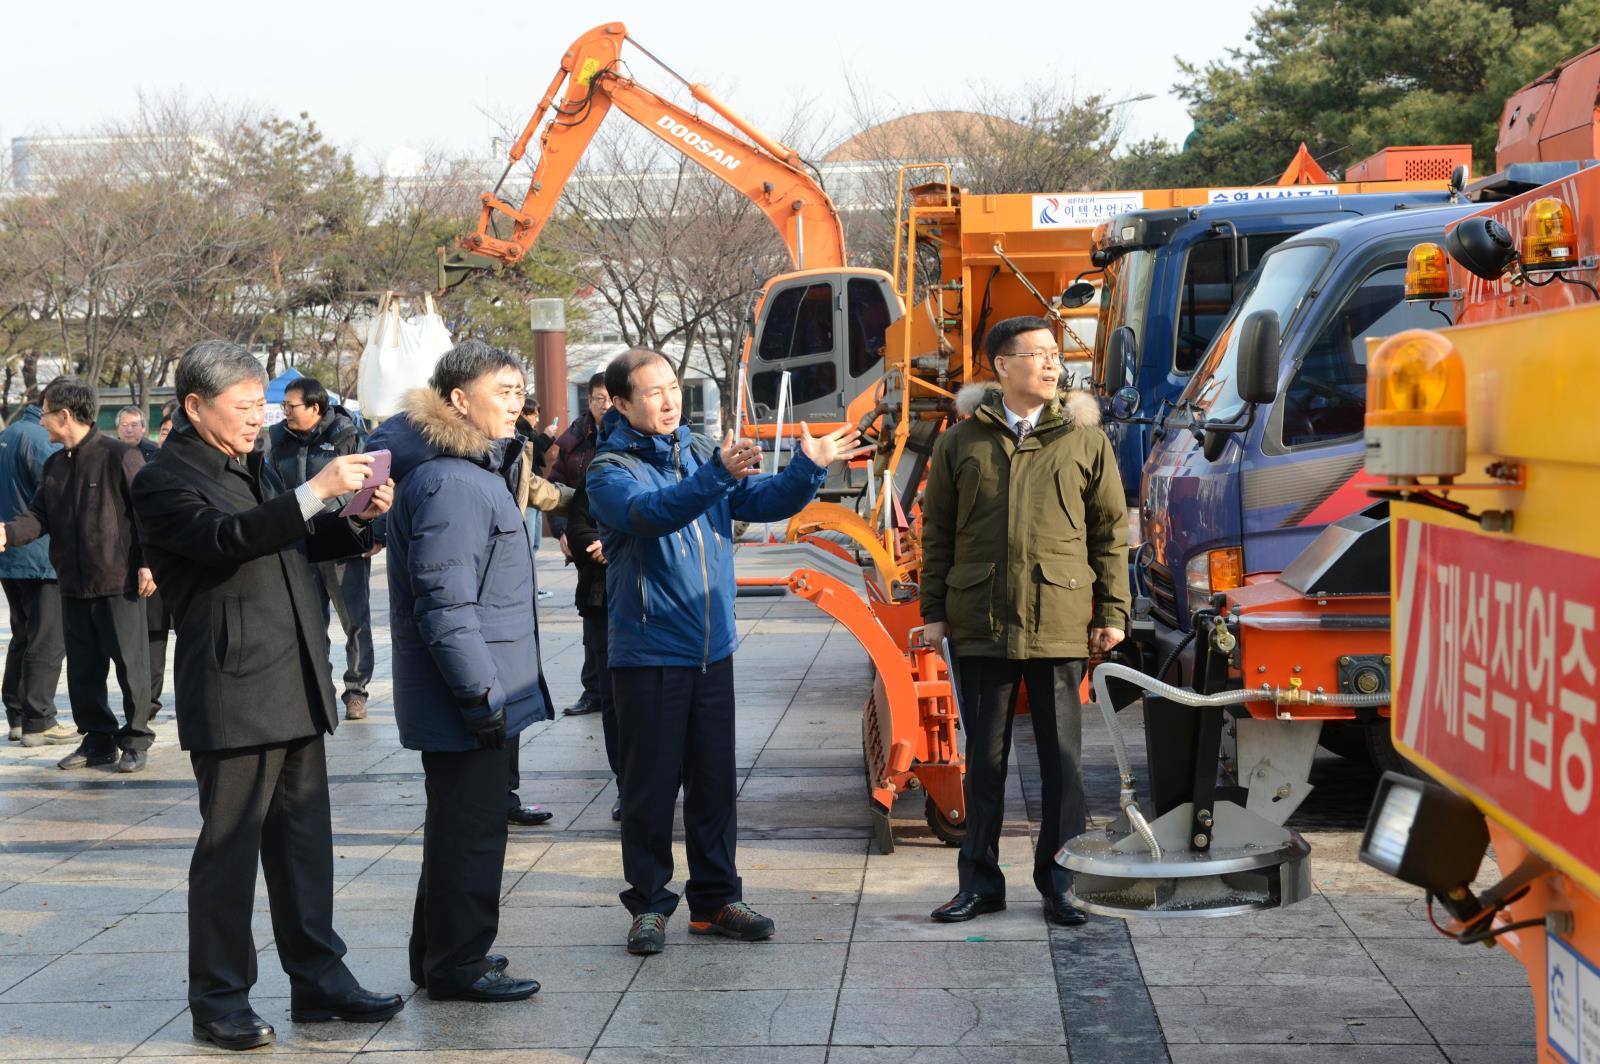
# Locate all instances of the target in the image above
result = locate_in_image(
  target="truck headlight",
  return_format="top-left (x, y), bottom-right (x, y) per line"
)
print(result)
top-left (1184, 547), bottom-right (1243, 609)
top-left (1359, 771), bottom-right (1489, 917)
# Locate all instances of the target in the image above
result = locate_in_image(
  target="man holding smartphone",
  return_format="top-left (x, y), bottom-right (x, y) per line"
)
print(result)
top-left (132, 341), bottom-right (402, 1051)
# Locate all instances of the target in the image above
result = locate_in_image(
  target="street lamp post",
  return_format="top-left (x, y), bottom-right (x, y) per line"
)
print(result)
top-left (529, 298), bottom-right (568, 431)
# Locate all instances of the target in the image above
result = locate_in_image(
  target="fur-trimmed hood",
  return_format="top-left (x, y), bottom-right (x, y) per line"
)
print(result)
top-left (955, 384), bottom-right (1101, 429)
top-left (399, 387), bottom-right (500, 462)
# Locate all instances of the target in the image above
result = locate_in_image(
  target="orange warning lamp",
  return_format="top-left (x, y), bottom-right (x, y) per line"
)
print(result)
top-left (1520, 196), bottom-right (1577, 270)
top-left (1364, 329), bottom-right (1466, 478)
top-left (1403, 242), bottom-right (1450, 301)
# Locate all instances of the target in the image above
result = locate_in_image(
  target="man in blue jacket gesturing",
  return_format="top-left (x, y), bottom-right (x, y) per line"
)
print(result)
top-left (589, 349), bottom-right (863, 955)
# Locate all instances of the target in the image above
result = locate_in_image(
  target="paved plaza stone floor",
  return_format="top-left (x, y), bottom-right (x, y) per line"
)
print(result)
top-left (0, 546), bottom-right (1537, 1061)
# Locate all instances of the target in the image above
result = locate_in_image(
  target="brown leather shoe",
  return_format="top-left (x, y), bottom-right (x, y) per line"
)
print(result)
top-left (344, 696), bottom-right (368, 721)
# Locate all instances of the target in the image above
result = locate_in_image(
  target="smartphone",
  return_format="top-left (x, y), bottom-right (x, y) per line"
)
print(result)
top-left (338, 450), bottom-right (391, 518)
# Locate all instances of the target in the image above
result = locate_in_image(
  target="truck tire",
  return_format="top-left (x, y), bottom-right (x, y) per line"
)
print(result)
top-left (1319, 721), bottom-right (1422, 778)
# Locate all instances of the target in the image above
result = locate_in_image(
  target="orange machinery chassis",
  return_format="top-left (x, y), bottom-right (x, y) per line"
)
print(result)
top-left (737, 560), bottom-right (964, 854)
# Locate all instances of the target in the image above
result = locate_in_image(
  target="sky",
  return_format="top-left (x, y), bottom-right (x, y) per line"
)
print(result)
top-left (1, 0), bottom-right (1264, 172)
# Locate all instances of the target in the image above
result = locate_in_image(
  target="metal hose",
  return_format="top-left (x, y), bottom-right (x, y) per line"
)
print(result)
top-left (1088, 661), bottom-right (1391, 860)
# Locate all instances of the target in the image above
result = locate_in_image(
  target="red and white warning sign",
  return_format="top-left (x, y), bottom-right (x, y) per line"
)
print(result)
top-left (1393, 519), bottom-right (1600, 873)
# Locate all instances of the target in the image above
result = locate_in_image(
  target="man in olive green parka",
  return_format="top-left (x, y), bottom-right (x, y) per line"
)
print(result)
top-left (921, 315), bottom-right (1129, 927)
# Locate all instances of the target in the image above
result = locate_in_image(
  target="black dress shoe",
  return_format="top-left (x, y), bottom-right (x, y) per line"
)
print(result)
top-left (193, 1008), bottom-right (275, 1050)
top-left (412, 953), bottom-right (511, 989)
top-left (290, 985), bottom-right (405, 1023)
top-left (930, 891), bottom-right (1006, 923)
top-left (611, 798), bottom-right (622, 821)
top-left (427, 967), bottom-right (540, 1003)
top-left (563, 697), bottom-right (599, 716)
top-left (1043, 892), bottom-right (1089, 927)
top-left (508, 805), bottom-right (554, 826)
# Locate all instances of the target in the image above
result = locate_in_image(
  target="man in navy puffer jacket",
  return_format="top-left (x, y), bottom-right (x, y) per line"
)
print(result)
top-left (366, 341), bottom-right (570, 1003)
top-left (587, 349), bottom-right (864, 955)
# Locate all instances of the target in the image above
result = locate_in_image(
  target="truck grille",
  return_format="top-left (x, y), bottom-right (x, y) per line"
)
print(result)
top-left (1148, 563), bottom-right (1179, 627)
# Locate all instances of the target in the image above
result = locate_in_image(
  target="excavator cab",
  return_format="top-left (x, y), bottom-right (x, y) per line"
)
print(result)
top-left (745, 267), bottom-right (902, 428)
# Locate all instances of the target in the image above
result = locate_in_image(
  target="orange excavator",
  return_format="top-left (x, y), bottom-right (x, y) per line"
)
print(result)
top-left (440, 22), bottom-right (852, 284)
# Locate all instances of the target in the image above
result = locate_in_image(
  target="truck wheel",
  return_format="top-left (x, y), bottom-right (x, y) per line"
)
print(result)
top-left (924, 795), bottom-right (967, 847)
top-left (1319, 721), bottom-right (1422, 778)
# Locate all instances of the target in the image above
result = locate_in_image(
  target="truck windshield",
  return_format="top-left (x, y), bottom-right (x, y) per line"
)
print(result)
top-left (1092, 249), bottom-right (1155, 382)
top-left (1183, 243), bottom-right (1331, 424)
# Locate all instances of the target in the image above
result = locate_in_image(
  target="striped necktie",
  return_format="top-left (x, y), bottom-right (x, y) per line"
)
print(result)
top-left (1015, 418), bottom-right (1033, 442)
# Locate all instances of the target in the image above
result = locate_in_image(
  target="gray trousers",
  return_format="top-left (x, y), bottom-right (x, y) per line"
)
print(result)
top-left (313, 558), bottom-right (373, 702)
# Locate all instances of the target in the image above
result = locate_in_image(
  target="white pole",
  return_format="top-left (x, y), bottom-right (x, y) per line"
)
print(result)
top-left (772, 370), bottom-right (792, 475)
top-left (767, 371), bottom-right (792, 542)
top-left (733, 366), bottom-right (749, 439)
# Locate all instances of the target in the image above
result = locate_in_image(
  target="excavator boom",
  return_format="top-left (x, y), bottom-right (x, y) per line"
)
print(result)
top-left (441, 22), bottom-right (845, 291)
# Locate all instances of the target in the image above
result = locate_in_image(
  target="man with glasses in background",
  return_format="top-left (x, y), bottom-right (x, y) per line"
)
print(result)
top-left (269, 377), bottom-right (374, 721)
top-left (919, 316), bottom-right (1129, 929)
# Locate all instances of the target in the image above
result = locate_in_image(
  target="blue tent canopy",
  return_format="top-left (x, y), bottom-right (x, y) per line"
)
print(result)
top-left (266, 368), bottom-right (343, 407)
top-left (265, 368), bottom-right (304, 403)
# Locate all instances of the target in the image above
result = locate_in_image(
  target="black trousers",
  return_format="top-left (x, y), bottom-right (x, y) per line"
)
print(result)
top-left (578, 613), bottom-right (601, 705)
top-left (188, 734), bottom-right (358, 1021)
top-left (147, 594), bottom-right (169, 720)
top-left (412, 745), bottom-right (508, 992)
top-left (613, 655), bottom-right (739, 917)
top-left (313, 558), bottom-right (374, 702)
top-left (956, 656), bottom-right (1086, 898)
top-left (61, 592), bottom-right (152, 752)
top-left (506, 736), bottom-right (524, 811)
top-left (2, 578), bottom-right (64, 733)
top-left (584, 611), bottom-right (619, 779)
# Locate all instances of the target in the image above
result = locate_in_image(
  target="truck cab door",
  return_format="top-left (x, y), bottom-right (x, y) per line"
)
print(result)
top-left (749, 270), bottom-right (901, 426)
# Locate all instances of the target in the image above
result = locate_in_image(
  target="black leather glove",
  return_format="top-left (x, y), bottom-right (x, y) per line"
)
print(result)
top-left (466, 708), bottom-right (506, 750)
top-left (459, 694), bottom-right (506, 750)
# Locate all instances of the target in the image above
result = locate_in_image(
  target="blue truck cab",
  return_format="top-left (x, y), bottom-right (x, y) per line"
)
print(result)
top-left (1134, 201), bottom-right (1485, 681)
top-left (1089, 189), bottom-right (1460, 507)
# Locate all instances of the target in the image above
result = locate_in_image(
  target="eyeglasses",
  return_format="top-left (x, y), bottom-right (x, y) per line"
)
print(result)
top-left (1002, 349), bottom-right (1064, 366)
top-left (494, 386), bottom-right (528, 403)
top-left (281, 401), bottom-right (307, 412)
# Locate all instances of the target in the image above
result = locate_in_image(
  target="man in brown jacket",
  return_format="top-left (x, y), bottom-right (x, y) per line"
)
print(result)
top-left (920, 315), bottom-right (1129, 927)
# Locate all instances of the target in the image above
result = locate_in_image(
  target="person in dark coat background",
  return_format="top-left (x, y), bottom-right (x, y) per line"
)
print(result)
top-left (131, 340), bottom-right (402, 1052)
top-left (268, 376), bottom-right (375, 722)
top-left (365, 340), bottom-right (569, 1004)
top-left (563, 479), bottom-right (617, 819)
top-left (550, 371), bottom-right (610, 717)
top-left (117, 405), bottom-right (160, 460)
top-left (144, 400), bottom-right (179, 725)
top-left (0, 401), bottom-right (67, 745)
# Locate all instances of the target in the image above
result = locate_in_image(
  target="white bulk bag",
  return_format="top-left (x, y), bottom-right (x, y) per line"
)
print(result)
top-left (356, 292), bottom-right (454, 418)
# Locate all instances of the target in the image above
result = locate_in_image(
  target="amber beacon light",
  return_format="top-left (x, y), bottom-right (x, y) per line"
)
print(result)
top-left (1364, 329), bottom-right (1466, 478)
top-left (1520, 196), bottom-right (1577, 271)
top-left (1403, 242), bottom-right (1451, 301)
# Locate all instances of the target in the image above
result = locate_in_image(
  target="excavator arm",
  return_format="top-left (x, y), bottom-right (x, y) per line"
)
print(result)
top-left (441, 22), bottom-right (846, 290)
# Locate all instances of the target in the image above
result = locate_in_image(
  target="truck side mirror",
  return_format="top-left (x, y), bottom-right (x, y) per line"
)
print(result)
top-left (1104, 325), bottom-right (1135, 392)
top-left (1235, 310), bottom-right (1281, 405)
top-left (1060, 280), bottom-right (1096, 309)
top-left (1446, 217), bottom-right (1517, 281)
top-left (1111, 387), bottom-right (1140, 419)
